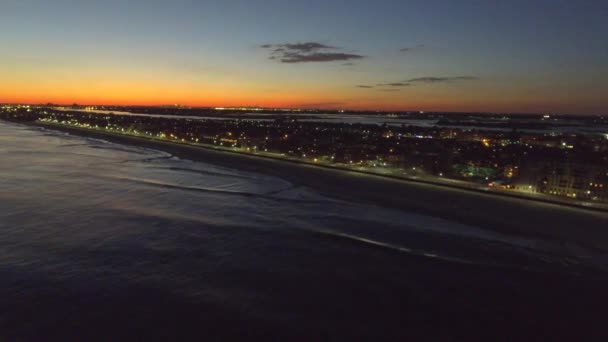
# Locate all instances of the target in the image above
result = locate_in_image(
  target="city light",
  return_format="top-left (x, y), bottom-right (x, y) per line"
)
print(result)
top-left (2, 106), bottom-right (607, 206)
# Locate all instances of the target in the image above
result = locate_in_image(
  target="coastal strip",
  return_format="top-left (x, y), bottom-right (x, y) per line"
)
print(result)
top-left (28, 121), bottom-right (608, 251)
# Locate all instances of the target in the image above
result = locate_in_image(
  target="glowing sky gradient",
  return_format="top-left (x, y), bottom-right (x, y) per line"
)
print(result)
top-left (1, 0), bottom-right (607, 114)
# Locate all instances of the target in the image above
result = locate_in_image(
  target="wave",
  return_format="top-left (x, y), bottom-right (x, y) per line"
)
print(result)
top-left (35, 127), bottom-right (173, 157)
top-left (117, 155), bottom-right (175, 164)
top-left (151, 166), bottom-right (259, 181)
top-left (2, 150), bottom-right (120, 161)
top-left (105, 176), bottom-right (329, 204)
top-left (87, 145), bottom-right (152, 155)
top-left (314, 212), bottom-right (608, 272)
top-left (306, 228), bottom-right (591, 274)
top-left (57, 143), bottom-right (90, 148)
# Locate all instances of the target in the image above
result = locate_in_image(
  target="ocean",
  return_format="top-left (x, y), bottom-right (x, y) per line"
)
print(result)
top-left (1, 121), bottom-right (607, 340)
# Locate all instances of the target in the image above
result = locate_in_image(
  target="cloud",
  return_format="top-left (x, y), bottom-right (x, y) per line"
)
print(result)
top-left (282, 42), bottom-right (335, 52)
top-left (400, 44), bottom-right (425, 52)
top-left (408, 76), bottom-right (478, 83)
top-left (377, 82), bottom-right (411, 87)
top-left (356, 84), bottom-right (405, 92)
top-left (281, 52), bottom-right (364, 63)
top-left (260, 42), bottom-right (335, 53)
top-left (261, 41), bottom-right (365, 63)
top-left (360, 76), bottom-right (475, 90)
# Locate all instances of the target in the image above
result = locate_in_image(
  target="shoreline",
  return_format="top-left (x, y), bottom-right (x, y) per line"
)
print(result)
top-left (33, 121), bottom-right (608, 212)
top-left (20, 121), bottom-right (608, 251)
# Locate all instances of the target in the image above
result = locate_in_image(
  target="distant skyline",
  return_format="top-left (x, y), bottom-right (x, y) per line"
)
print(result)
top-left (1, 0), bottom-right (607, 114)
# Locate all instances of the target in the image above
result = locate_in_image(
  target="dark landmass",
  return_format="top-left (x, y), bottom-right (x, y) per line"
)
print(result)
top-left (437, 119), bottom-right (579, 129)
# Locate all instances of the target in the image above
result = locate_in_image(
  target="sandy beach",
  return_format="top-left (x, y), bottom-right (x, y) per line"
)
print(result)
top-left (31, 121), bottom-right (608, 251)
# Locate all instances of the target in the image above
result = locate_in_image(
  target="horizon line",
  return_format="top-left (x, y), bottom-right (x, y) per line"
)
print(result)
top-left (2, 102), bottom-right (606, 117)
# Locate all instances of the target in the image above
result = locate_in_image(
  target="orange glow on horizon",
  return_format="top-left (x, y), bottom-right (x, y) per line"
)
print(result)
top-left (2, 78), bottom-right (606, 114)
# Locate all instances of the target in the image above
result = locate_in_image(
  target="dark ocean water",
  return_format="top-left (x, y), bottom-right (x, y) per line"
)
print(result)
top-left (1, 121), bottom-right (607, 341)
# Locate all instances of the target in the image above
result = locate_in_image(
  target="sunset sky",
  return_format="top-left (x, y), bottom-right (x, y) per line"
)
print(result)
top-left (1, 0), bottom-right (607, 114)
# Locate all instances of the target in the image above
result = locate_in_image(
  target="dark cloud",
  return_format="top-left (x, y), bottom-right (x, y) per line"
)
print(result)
top-left (400, 44), bottom-right (425, 52)
top-left (377, 82), bottom-right (411, 87)
top-left (360, 75), bottom-right (476, 91)
top-left (261, 41), bottom-right (364, 64)
top-left (408, 76), bottom-right (478, 83)
top-left (281, 52), bottom-right (364, 63)
top-left (283, 42), bottom-right (335, 52)
top-left (261, 42), bottom-right (333, 53)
